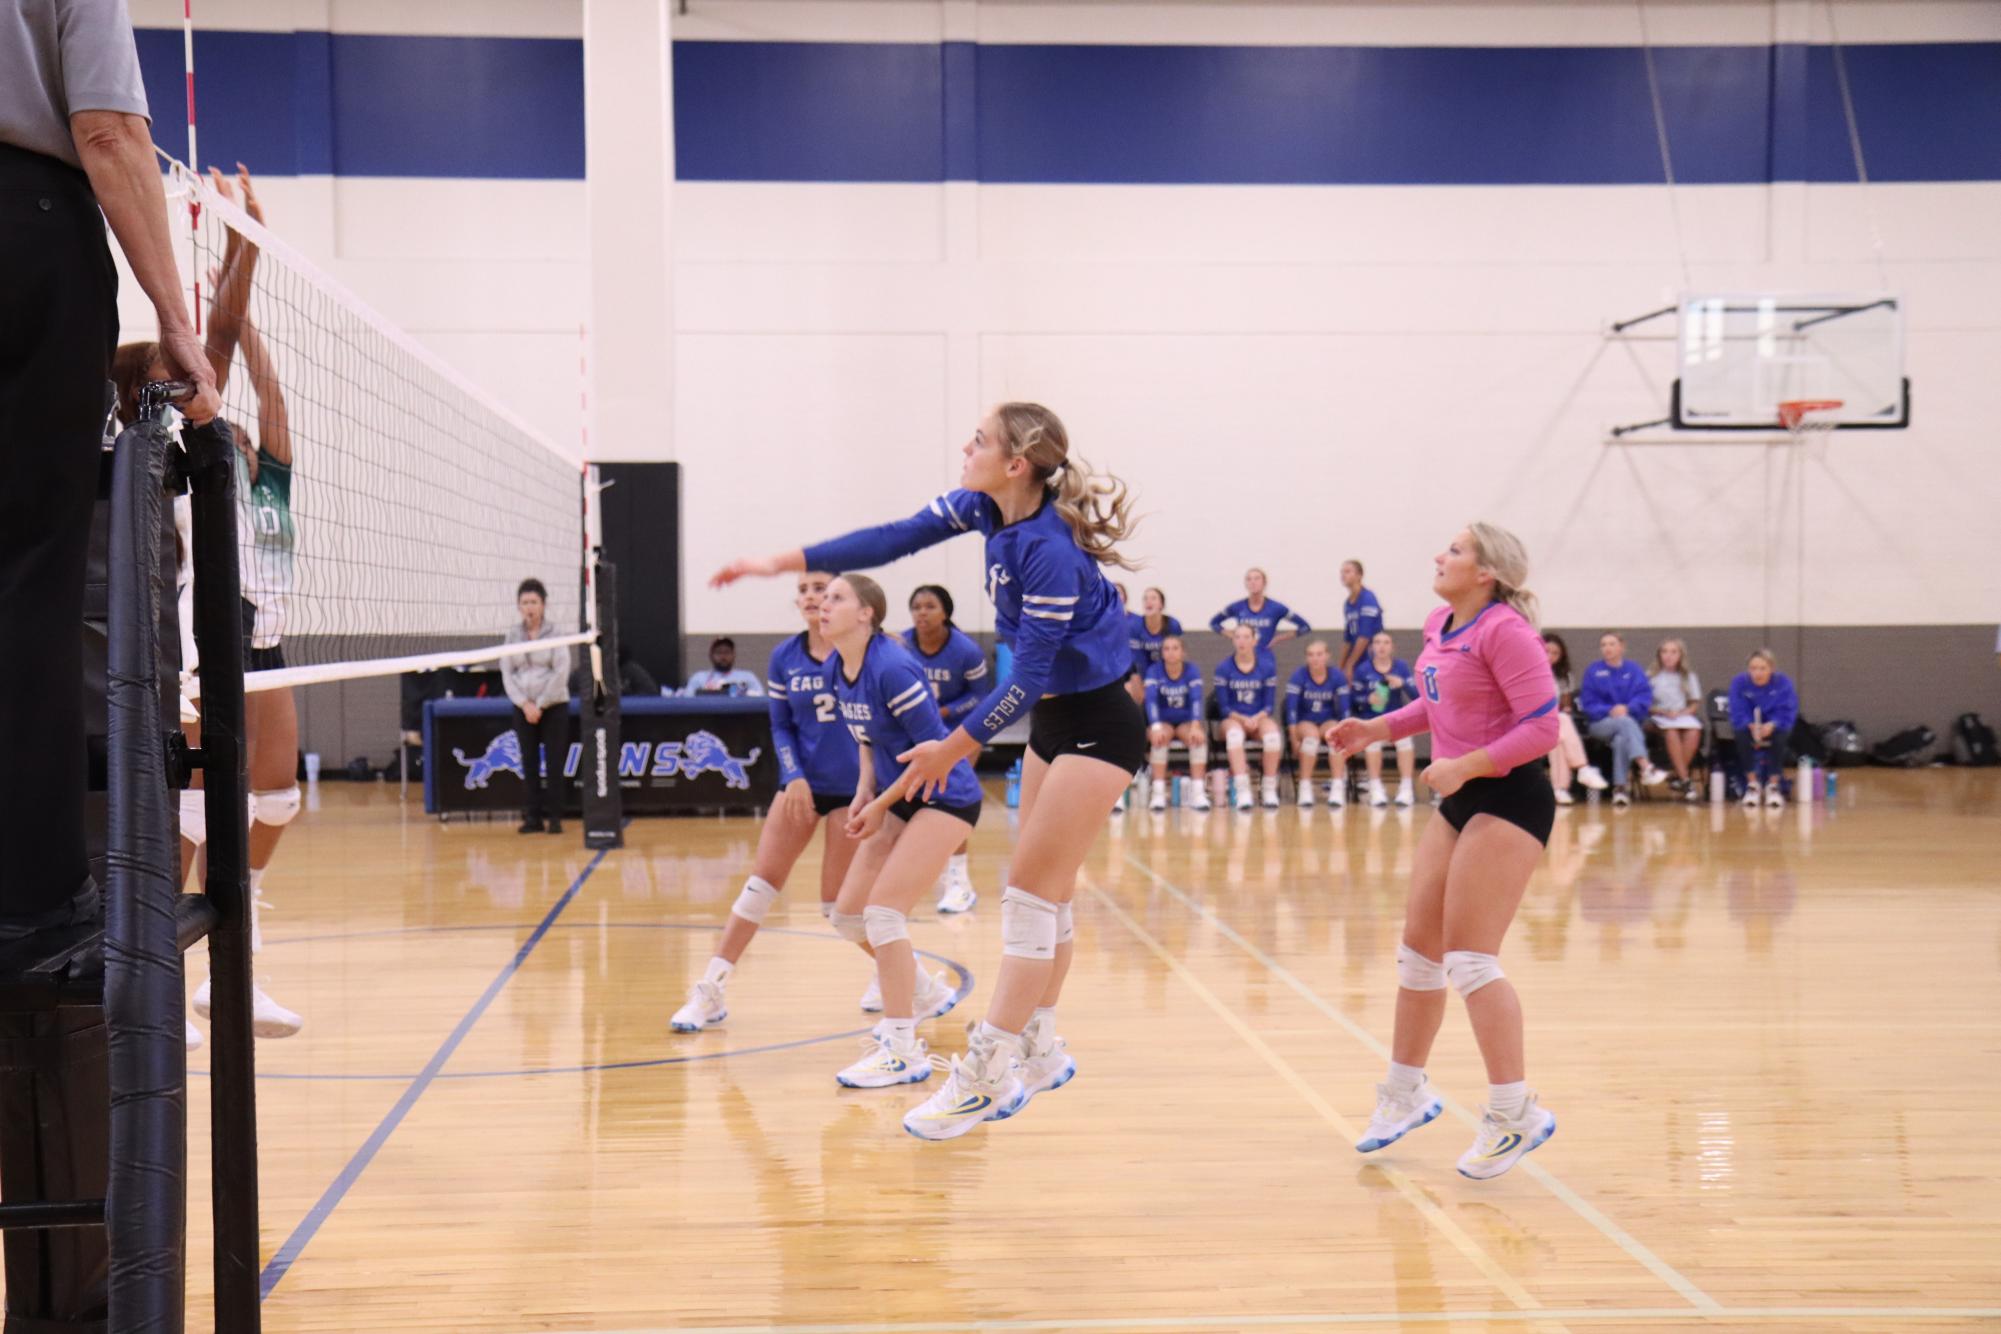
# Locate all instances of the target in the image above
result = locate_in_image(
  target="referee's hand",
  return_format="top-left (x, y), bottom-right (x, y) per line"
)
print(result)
top-left (160, 328), bottom-right (221, 424)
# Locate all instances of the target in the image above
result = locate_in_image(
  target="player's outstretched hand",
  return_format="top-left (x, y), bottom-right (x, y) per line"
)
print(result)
top-left (1329, 717), bottom-right (1379, 756)
top-left (711, 555), bottom-right (780, 589)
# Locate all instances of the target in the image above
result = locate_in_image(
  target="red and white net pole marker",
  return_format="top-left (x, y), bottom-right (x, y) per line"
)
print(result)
top-left (183, 0), bottom-right (200, 333)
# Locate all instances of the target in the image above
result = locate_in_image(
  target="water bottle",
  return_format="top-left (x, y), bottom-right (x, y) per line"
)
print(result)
top-left (1796, 757), bottom-right (1813, 803)
top-left (1005, 757), bottom-right (1022, 809)
top-left (1709, 770), bottom-right (1725, 805)
top-left (1825, 769), bottom-right (1838, 804)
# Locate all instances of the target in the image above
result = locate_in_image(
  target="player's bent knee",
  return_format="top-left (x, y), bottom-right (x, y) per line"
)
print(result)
top-left (251, 785), bottom-right (302, 828)
top-left (1396, 942), bottom-right (1447, 991)
top-left (1001, 886), bottom-right (1060, 960)
top-left (862, 905), bottom-right (909, 948)
top-left (1149, 744), bottom-right (1170, 767)
top-left (731, 875), bottom-right (779, 925)
top-left (1443, 950), bottom-right (1505, 997)
top-left (1187, 741), bottom-right (1208, 765)
top-left (831, 910), bottom-right (869, 945)
top-left (1299, 736), bottom-right (1320, 758)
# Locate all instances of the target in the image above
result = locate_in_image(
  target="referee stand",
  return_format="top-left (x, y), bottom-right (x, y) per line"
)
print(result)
top-left (0, 388), bottom-right (263, 1332)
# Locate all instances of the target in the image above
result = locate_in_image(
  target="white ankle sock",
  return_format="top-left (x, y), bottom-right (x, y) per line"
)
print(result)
top-left (976, 1020), bottom-right (1025, 1058)
top-left (1387, 1061), bottom-right (1425, 1095)
top-left (948, 853), bottom-right (968, 876)
top-left (1026, 1006), bottom-right (1057, 1051)
top-left (703, 957), bottom-right (733, 986)
top-left (882, 1016), bottom-right (916, 1046)
top-left (1490, 1080), bottom-right (1528, 1120)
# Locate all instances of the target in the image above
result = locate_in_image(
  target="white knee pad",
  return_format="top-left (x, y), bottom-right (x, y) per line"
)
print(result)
top-left (1396, 942), bottom-right (1447, 992)
top-left (1395, 738), bottom-right (1414, 754)
top-left (1299, 737), bottom-right (1320, 758)
top-left (1149, 744), bottom-right (1170, 767)
top-left (1444, 950), bottom-right (1506, 997)
top-left (1187, 741), bottom-right (1208, 765)
top-left (1000, 886), bottom-right (1060, 960)
top-left (830, 910), bottom-right (869, 945)
top-left (251, 785), bottom-right (302, 828)
top-left (178, 789), bottom-right (207, 847)
top-left (731, 875), bottom-right (779, 925)
top-left (1260, 728), bottom-right (1282, 749)
top-left (1224, 725), bottom-right (1246, 750)
top-left (1056, 901), bottom-right (1074, 945)
top-left (863, 905), bottom-right (909, 948)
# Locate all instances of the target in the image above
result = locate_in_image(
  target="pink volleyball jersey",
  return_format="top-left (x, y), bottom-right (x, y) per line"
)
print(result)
top-left (1383, 602), bottom-right (1559, 776)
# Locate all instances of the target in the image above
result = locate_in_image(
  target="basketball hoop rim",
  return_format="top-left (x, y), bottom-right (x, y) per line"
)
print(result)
top-left (1777, 398), bottom-right (1844, 432)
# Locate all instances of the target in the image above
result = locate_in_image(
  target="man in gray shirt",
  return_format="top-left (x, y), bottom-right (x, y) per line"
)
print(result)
top-left (1, 0), bottom-right (219, 936)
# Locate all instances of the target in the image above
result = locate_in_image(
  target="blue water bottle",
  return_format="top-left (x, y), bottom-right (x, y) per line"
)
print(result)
top-left (1824, 769), bottom-right (1838, 804)
top-left (1005, 757), bottom-right (1023, 808)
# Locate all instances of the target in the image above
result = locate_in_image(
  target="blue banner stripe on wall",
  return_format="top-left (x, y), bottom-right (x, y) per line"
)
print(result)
top-left (138, 30), bottom-right (1998, 184)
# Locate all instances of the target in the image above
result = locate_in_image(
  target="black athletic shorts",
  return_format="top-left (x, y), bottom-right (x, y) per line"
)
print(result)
top-left (888, 795), bottom-right (983, 828)
top-left (812, 790), bottom-right (852, 818)
top-left (1027, 677), bottom-right (1149, 776)
top-left (1438, 762), bottom-right (1556, 847)
top-left (240, 595), bottom-right (285, 672)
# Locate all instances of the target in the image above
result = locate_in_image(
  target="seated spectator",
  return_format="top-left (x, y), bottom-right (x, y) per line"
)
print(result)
top-left (1286, 639), bottom-right (1349, 808)
top-left (1211, 566), bottom-right (1309, 649)
top-left (1143, 635), bottom-right (1211, 811)
top-left (1127, 586), bottom-right (1182, 703)
top-left (1648, 637), bottom-right (1703, 799)
top-left (1579, 632), bottom-right (1669, 808)
top-left (682, 636), bottom-right (763, 696)
top-left (1349, 630), bottom-right (1416, 807)
top-left (1730, 648), bottom-right (1799, 810)
top-left (1214, 623), bottom-right (1283, 810)
top-left (1541, 631), bottom-right (1608, 804)
top-left (1337, 559), bottom-right (1383, 677)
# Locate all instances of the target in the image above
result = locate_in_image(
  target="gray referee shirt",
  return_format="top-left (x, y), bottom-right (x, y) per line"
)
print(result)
top-left (1, 0), bottom-right (150, 168)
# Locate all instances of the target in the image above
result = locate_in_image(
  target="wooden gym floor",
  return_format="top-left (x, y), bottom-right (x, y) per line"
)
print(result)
top-left (154, 770), bottom-right (2001, 1331)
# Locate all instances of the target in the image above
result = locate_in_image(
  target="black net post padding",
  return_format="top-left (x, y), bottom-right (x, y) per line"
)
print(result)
top-left (579, 560), bottom-right (623, 850)
top-left (102, 399), bottom-right (185, 1333)
top-left (179, 416), bottom-right (262, 1334)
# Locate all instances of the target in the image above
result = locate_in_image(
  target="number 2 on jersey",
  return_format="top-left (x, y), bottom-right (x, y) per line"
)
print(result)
top-left (813, 693), bottom-right (837, 724)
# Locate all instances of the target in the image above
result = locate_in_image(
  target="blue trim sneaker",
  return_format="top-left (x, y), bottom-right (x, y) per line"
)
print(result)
top-left (1456, 1095), bottom-right (1557, 1180)
top-left (835, 1032), bottom-right (932, 1088)
top-left (669, 979), bottom-right (726, 1033)
top-left (915, 967), bottom-right (961, 1022)
top-left (903, 1028), bottom-right (1026, 1141)
top-left (1003, 1016), bottom-right (1076, 1120)
top-left (1355, 1078), bottom-right (1443, 1153)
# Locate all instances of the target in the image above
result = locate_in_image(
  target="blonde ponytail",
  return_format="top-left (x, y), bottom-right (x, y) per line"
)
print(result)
top-left (995, 401), bottom-right (1142, 571)
top-left (1465, 520), bottom-right (1540, 628)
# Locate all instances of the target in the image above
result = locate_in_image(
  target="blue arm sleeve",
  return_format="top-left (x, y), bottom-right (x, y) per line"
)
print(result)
top-left (1284, 671), bottom-right (1302, 726)
top-left (800, 491), bottom-right (975, 574)
top-left (963, 546), bottom-right (1073, 746)
top-left (1189, 672), bottom-right (1204, 717)
top-left (1729, 677), bottom-right (1753, 728)
top-left (1208, 602), bottom-right (1234, 635)
top-left (937, 637), bottom-right (987, 723)
top-left (1773, 677), bottom-right (1800, 731)
top-left (1144, 675), bottom-right (1162, 725)
top-left (1358, 600), bottom-right (1384, 640)
top-left (765, 680), bottom-right (804, 787)
top-left (1278, 600), bottom-right (1310, 634)
top-left (1258, 657), bottom-right (1278, 715)
top-left (888, 658), bottom-right (953, 747)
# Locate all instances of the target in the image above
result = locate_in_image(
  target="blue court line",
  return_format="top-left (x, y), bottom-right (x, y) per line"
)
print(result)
top-left (258, 848), bottom-right (609, 1300)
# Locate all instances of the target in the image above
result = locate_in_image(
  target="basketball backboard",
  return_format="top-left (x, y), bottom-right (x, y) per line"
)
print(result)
top-left (1671, 292), bottom-right (1908, 431)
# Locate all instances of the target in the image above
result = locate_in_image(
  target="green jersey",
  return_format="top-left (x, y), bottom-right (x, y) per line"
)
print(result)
top-left (234, 447), bottom-right (294, 646)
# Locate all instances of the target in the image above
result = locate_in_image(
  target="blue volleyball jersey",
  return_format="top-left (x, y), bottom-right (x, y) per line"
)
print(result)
top-left (1286, 665), bottom-right (1349, 724)
top-left (1127, 612), bottom-right (1184, 676)
top-left (764, 633), bottom-right (861, 796)
top-left (1214, 649), bottom-right (1279, 717)
top-left (1350, 657), bottom-right (1416, 719)
top-left (802, 488), bottom-right (1132, 745)
top-left (1208, 597), bottom-right (1308, 648)
top-left (900, 626), bottom-right (989, 725)
top-left (1342, 588), bottom-right (1385, 648)
top-left (1143, 662), bottom-right (1204, 725)
top-left (834, 635), bottom-right (984, 808)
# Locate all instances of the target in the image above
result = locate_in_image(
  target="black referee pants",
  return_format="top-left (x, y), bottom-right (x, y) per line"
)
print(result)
top-left (0, 144), bottom-right (119, 927)
top-left (513, 703), bottom-right (573, 823)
